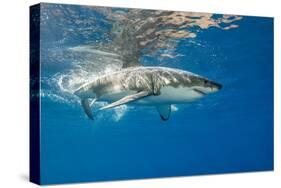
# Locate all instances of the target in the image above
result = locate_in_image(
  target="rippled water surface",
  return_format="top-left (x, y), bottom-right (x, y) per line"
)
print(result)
top-left (36, 3), bottom-right (273, 184)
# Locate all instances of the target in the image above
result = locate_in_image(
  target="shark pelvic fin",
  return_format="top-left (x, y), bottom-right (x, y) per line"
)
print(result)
top-left (100, 90), bottom-right (151, 110)
top-left (81, 98), bottom-right (94, 120)
top-left (156, 104), bottom-right (171, 121)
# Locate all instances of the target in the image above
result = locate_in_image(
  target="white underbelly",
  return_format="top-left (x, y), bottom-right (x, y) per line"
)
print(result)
top-left (137, 86), bottom-right (203, 104)
top-left (99, 86), bottom-right (203, 105)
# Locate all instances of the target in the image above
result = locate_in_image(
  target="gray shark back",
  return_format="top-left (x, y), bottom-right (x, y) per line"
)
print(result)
top-left (88, 66), bottom-right (200, 97)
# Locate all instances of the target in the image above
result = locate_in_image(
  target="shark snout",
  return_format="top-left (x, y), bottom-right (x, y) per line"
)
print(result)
top-left (211, 81), bottom-right (222, 90)
top-left (199, 79), bottom-right (223, 94)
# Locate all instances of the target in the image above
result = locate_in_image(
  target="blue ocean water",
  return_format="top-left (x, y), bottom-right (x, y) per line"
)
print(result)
top-left (38, 4), bottom-right (273, 184)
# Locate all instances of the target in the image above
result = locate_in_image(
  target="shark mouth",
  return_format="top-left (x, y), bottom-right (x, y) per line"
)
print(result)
top-left (193, 88), bottom-right (207, 96)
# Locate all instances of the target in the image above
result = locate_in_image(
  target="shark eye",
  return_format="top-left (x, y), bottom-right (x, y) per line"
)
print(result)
top-left (204, 80), bottom-right (208, 84)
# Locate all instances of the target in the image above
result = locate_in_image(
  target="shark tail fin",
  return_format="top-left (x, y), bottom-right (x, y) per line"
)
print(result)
top-left (81, 98), bottom-right (94, 120)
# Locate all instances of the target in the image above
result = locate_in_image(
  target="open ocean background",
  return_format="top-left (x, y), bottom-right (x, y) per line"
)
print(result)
top-left (37, 4), bottom-right (273, 184)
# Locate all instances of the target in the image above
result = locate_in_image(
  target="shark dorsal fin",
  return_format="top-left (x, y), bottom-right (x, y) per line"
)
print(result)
top-left (156, 104), bottom-right (171, 121)
top-left (100, 90), bottom-right (151, 110)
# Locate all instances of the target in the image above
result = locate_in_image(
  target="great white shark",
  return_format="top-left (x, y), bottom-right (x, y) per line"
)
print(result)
top-left (74, 66), bottom-right (222, 120)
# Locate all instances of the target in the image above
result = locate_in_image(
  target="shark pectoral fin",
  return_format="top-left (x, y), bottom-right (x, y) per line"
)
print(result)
top-left (81, 99), bottom-right (94, 120)
top-left (156, 104), bottom-right (171, 121)
top-left (100, 90), bottom-right (151, 110)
